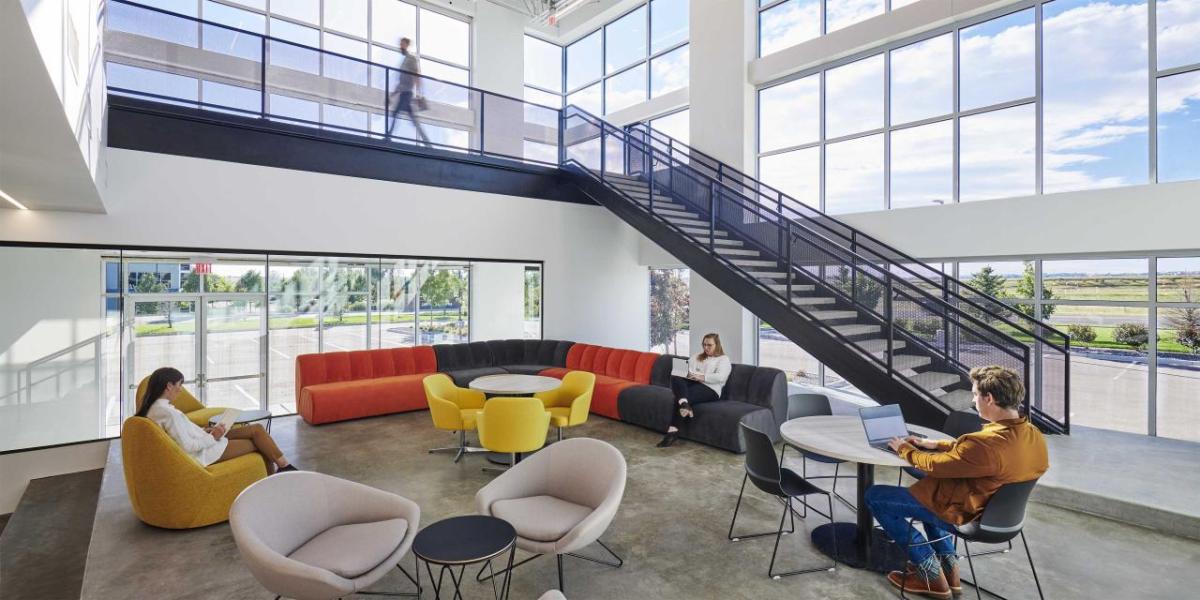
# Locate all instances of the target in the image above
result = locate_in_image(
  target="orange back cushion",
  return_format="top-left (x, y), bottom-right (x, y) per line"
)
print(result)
top-left (618, 351), bottom-right (640, 380)
top-left (633, 352), bottom-right (658, 384)
top-left (593, 347), bottom-right (613, 375)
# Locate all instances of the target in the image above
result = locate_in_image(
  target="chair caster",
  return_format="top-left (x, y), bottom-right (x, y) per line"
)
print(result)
top-left (731, 538), bottom-right (740, 542)
top-left (772, 575), bottom-right (781, 581)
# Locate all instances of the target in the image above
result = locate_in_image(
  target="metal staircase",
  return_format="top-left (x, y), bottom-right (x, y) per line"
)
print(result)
top-left (561, 106), bottom-right (1070, 433)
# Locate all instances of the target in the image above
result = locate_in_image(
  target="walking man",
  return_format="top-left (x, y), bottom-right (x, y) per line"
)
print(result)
top-left (387, 37), bottom-right (431, 146)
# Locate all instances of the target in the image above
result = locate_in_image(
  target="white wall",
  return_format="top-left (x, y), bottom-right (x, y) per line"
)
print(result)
top-left (0, 149), bottom-right (649, 350)
top-left (472, 0), bottom-right (526, 98)
top-left (470, 262), bottom-right (530, 340)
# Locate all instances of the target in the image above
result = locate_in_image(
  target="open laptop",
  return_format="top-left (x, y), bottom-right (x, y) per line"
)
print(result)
top-left (859, 404), bottom-right (922, 452)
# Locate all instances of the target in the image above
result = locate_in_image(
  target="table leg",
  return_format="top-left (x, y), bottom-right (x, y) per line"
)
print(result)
top-left (810, 462), bottom-right (908, 573)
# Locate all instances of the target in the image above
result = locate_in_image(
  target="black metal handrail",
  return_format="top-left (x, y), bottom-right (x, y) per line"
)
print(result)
top-left (626, 121), bottom-right (1070, 351)
top-left (564, 107), bottom-right (1038, 417)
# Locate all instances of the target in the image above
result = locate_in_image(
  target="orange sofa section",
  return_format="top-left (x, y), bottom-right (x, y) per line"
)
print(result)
top-left (296, 346), bottom-right (437, 425)
top-left (540, 343), bottom-right (660, 420)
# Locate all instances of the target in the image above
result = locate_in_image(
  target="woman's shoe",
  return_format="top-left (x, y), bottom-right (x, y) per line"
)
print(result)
top-left (677, 400), bottom-right (693, 418)
top-left (656, 432), bottom-right (679, 448)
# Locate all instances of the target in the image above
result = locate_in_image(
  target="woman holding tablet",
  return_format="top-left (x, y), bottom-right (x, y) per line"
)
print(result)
top-left (135, 367), bottom-right (297, 473)
top-left (657, 333), bottom-right (732, 448)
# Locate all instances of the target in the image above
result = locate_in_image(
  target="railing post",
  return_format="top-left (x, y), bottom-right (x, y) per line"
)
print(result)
top-left (648, 156), bottom-right (655, 213)
top-left (1023, 344), bottom-right (1032, 417)
top-left (479, 94), bottom-right (486, 155)
top-left (557, 109), bottom-right (565, 166)
top-left (942, 273), bottom-right (951, 361)
top-left (708, 180), bottom-right (717, 253)
top-left (260, 36), bottom-right (267, 117)
top-left (599, 123), bottom-right (606, 180)
top-left (886, 277), bottom-right (894, 375)
top-left (385, 67), bottom-right (391, 136)
top-left (785, 221), bottom-right (793, 309)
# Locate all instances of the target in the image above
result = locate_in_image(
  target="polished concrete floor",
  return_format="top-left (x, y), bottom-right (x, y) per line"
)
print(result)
top-left (81, 412), bottom-right (1200, 599)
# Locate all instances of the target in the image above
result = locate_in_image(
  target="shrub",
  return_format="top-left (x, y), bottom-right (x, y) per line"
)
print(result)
top-left (1113, 322), bottom-right (1150, 351)
top-left (1067, 324), bottom-right (1097, 344)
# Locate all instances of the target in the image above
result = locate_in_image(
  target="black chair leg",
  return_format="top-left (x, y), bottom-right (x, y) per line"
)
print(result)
top-left (1021, 531), bottom-right (1046, 600)
top-left (729, 474), bottom-right (796, 542)
top-left (766, 497), bottom-right (838, 580)
top-left (557, 554), bottom-right (564, 591)
top-left (963, 540), bottom-right (983, 600)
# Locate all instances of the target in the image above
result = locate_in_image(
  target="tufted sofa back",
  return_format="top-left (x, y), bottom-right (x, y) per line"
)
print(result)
top-left (433, 339), bottom-right (574, 370)
top-left (295, 346), bottom-right (438, 397)
top-left (564, 343), bottom-right (663, 385)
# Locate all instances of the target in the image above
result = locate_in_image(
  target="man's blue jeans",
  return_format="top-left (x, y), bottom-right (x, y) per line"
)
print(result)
top-left (865, 485), bottom-right (956, 571)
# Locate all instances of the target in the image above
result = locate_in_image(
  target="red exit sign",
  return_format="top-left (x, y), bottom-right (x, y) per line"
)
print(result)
top-left (193, 263), bottom-right (212, 274)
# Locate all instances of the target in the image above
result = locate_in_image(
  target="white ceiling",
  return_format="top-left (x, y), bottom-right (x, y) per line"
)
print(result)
top-left (0, 0), bottom-right (105, 213)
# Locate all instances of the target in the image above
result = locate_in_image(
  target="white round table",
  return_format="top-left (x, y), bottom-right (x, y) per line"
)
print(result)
top-left (780, 415), bottom-right (951, 572)
top-left (468, 374), bottom-right (561, 465)
top-left (468, 374), bottom-right (561, 395)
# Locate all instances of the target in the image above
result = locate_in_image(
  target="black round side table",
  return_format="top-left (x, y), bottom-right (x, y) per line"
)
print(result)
top-left (413, 515), bottom-right (517, 599)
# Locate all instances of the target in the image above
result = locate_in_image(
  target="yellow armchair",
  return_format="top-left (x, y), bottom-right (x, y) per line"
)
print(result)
top-left (535, 370), bottom-right (595, 441)
top-left (423, 373), bottom-right (488, 462)
top-left (475, 397), bottom-right (551, 472)
top-left (135, 376), bottom-right (227, 428)
top-left (120, 416), bottom-right (267, 529)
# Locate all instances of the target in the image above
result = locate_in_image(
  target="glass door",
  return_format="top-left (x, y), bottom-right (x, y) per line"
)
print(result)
top-left (203, 297), bottom-right (266, 411)
top-left (125, 296), bottom-right (200, 413)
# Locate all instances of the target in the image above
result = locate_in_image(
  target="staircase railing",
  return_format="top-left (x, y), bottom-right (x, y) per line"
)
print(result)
top-left (623, 121), bottom-right (1069, 433)
top-left (565, 106), bottom-right (1065, 432)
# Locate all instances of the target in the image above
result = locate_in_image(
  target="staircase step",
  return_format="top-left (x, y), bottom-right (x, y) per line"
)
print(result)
top-left (693, 237), bottom-right (744, 247)
top-left (831, 323), bottom-right (882, 337)
top-left (680, 226), bottom-right (728, 237)
top-left (891, 354), bottom-right (933, 371)
top-left (749, 271), bottom-right (790, 280)
top-left (937, 389), bottom-right (976, 411)
top-left (729, 258), bottom-right (780, 268)
top-left (806, 309), bottom-right (859, 322)
top-left (664, 215), bottom-right (708, 227)
top-left (911, 371), bottom-right (963, 392)
top-left (765, 283), bottom-right (816, 293)
top-left (792, 296), bottom-right (838, 306)
top-left (648, 206), bottom-right (700, 218)
top-left (0, 469), bottom-right (104, 600)
top-left (855, 338), bottom-right (907, 354)
top-left (716, 247), bottom-right (763, 257)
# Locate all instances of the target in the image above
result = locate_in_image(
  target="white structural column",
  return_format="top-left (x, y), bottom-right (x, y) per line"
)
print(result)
top-left (469, 262), bottom-right (529, 341)
top-left (682, 0), bottom-right (758, 363)
top-left (470, 1), bottom-right (527, 157)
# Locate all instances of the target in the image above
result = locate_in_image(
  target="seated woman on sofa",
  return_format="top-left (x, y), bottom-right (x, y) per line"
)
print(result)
top-left (136, 367), bottom-right (297, 473)
top-left (657, 333), bottom-right (732, 448)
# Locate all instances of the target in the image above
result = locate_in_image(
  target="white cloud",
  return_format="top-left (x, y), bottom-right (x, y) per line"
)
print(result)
top-left (827, 0), bottom-right (885, 33)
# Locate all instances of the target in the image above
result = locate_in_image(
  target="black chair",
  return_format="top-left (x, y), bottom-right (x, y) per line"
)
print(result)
top-left (728, 423), bottom-right (837, 580)
top-left (781, 393), bottom-right (856, 512)
top-left (898, 479), bottom-right (1045, 600)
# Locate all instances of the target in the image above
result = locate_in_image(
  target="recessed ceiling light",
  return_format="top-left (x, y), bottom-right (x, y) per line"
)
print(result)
top-left (0, 188), bottom-right (29, 210)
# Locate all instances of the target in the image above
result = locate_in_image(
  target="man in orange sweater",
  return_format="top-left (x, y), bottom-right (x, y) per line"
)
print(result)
top-left (865, 366), bottom-right (1049, 599)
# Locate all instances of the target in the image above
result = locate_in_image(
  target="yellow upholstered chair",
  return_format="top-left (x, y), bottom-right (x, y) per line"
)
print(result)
top-left (120, 416), bottom-right (267, 529)
top-left (135, 375), bottom-right (227, 428)
top-left (423, 373), bottom-right (488, 462)
top-left (476, 397), bottom-right (551, 473)
top-left (535, 370), bottom-right (595, 441)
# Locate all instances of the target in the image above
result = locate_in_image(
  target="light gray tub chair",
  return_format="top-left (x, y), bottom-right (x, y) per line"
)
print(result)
top-left (229, 471), bottom-right (421, 600)
top-left (475, 437), bottom-right (627, 593)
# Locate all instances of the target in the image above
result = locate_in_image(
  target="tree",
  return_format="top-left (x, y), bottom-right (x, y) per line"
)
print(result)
top-left (1113, 322), bottom-right (1150, 352)
top-left (524, 269), bottom-right (542, 320)
top-left (1014, 261), bottom-right (1054, 319)
top-left (236, 270), bottom-right (263, 292)
top-left (1067, 324), bottom-right (1097, 345)
top-left (968, 265), bottom-right (1007, 299)
top-left (650, 269), bottom-right (689, 354)
top-left (1167, 289), bottom-right (1200, 354)
top-left (834, 266), bottom-right (884, 310)
top-left (133, 273), bottom-right (176, 328)
top-left (181, 272), bottom-right (201, 293)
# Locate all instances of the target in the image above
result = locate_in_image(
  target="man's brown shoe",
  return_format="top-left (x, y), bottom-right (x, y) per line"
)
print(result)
top-left (887, 565), bottom-right (952, 600)
top-left (942, 563), bottom-right (962, 597)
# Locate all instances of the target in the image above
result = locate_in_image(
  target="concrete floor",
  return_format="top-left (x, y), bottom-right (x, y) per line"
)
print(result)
top-left (81, 412), bottom-right (1200, 600)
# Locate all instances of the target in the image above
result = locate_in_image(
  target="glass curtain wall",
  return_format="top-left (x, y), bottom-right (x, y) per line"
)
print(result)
top-left (757, 255), bottom-right (1200, 442)
top-left (649, 268), bottom-right (690, 354)
top-left (564, 0), bottom-right (689, 116)
top-left (0, 244), bottom-right (541, 453)
top-left (756, 0), bottom-right (1200, 215)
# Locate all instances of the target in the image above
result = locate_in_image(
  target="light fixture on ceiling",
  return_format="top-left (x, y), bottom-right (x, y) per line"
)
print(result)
top-left (0, 188), bottom-right (29, 210)
top-left (486, 0), bottom-right (595, 25)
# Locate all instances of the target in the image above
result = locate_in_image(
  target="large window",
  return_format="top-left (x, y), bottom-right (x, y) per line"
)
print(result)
top-left (0, 244), bottom-right (541, 453)
top-left (757, 0), bottom-right (889, 56)
top-left (565, 0), bottom-right (689, 115)
top-left (758, 255), bottom-right (1200, 442)
top-left (756, 0), bottom-right (1200, 215)
top-left (650, 268), bottom-right (690, 354)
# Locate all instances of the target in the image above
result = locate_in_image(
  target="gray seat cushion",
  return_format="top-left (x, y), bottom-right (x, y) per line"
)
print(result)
top-left (443, 367), bottom-right (507, 387)
top-left (684, 400), bottom-right (780, 453)
top-left (491, 495), bottom-right (592, 543)
top-left (288, 518), bottom-right (408, 579)
top-left (501, 364), bottom-right (557, 376)
top-left (616, 385), bottom-right (675, 432)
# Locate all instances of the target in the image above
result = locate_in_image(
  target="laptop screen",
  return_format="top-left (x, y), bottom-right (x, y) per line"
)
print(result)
top-left (860, 404), bottom-right (909, 443)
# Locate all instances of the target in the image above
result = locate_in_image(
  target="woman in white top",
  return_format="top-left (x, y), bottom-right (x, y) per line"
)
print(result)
top-left (658, 333), bottom-right (732, 448)
top-left (135, 367), bottom-right (296, 473)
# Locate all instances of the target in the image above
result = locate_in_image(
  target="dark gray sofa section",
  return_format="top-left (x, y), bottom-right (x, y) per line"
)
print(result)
top-left (433, 339), bottom-right (572, 387)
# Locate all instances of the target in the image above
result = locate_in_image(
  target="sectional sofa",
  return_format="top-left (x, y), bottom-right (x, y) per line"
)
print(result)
top-left (295, 339), bottom-right (787, 452)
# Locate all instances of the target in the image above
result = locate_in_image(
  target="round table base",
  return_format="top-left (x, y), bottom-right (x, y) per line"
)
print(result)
top-left (487, 452), bottom-right (513, 466)
top-left (811, 522), bottom-right (909, 574)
